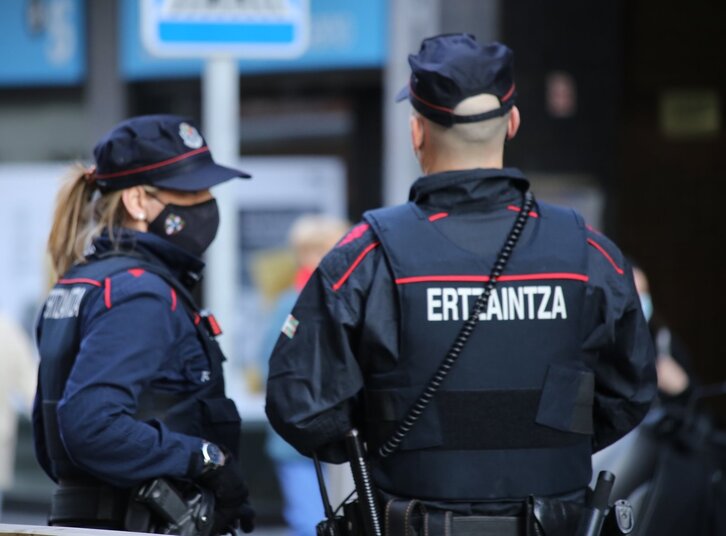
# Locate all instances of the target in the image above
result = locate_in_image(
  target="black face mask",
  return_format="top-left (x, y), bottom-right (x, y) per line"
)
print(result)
top-left (148, 198), bottom-right (220, 258)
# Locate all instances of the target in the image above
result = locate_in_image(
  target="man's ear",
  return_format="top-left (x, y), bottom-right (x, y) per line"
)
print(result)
top-left (507, 106), bottom-right (521, 141)
top-left (410, 113), bottom-right (425, 153)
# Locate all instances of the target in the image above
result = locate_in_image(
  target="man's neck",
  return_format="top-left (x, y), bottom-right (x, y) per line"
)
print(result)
top-left (423, 151), bottom-right (504, 175)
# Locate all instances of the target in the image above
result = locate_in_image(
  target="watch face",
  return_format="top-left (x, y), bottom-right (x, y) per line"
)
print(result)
top-left (203, 442), bottom-right (224, 467)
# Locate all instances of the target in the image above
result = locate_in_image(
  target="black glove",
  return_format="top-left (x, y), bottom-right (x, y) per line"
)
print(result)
top-left (199, 458), bottom-right (256, 534)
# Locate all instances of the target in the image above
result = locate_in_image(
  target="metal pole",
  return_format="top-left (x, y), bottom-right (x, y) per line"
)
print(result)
top-left (202, 57), bottom-right (240, 360)
top-left (382, 0), bottom-right (441, 206)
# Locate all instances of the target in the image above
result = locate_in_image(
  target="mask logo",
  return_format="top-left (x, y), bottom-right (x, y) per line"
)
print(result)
top-left (178, 122), bottom-right (204, 149)
top-left (164, 213), bottom-right (185, 235)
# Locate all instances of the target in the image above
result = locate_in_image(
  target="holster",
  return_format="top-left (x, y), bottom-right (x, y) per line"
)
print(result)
top-left (526, 496), bottom-right (584, 536)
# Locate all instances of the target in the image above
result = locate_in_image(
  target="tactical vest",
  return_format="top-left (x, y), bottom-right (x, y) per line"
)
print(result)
top-left (37, 254), bottom-right (241, 484)
top-left (362, 201), bottom-right (594, 501)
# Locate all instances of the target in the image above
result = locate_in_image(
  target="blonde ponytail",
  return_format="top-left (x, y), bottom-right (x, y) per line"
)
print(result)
top-left (47, 164), bottom-right (125, 280)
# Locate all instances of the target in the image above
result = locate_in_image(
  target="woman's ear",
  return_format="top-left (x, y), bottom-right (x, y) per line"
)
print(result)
top-left (121, 186), bottom-right (149, 225)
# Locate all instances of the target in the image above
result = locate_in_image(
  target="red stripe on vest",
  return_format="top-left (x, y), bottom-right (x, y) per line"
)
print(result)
top-left (207, 314), bottom-right (223, 336)
top-left (507, 205), bottom-right (539, 218)
top-left (395, 272), bottom-right (589, 285)
top-left (170, 288), bottom-right (177, 312)
top-left (58, 278), bottom-right (102, 287)
top-left (428, 212), bottom-right (449, 222)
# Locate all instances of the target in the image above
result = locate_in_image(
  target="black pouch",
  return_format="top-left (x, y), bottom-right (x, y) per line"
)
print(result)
top-left (526, 496), bottom-right (584, 536)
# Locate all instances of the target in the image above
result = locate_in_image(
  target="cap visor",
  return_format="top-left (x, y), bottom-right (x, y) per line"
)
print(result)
top-left (152, 162), bottom-right (251, 192)
top-left (395, 84), bottom-right (410, 102)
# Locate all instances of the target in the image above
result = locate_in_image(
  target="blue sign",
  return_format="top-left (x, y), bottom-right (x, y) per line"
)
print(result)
top-left (0, 0), bottom-right (85, 86)
top-left (121, 0), bottom-right (387, 80)
top-left (141, 0), bottom-right (309, 58)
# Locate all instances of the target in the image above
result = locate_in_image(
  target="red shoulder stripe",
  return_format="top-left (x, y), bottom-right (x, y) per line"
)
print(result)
top-left (587, 238), bottom-right (624, 275)
top-left (104, 278), bottom-right (112, 309)
top-left (332, 242), bottom-right (380, 292)
top-left (170, 288), bottom-right (178, 312)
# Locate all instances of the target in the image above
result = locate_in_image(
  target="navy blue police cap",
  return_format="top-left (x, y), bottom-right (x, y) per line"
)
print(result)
top-left (396, 34), bottom-right (516, 127)
top-left (91, 114), bottom-right (251, 192)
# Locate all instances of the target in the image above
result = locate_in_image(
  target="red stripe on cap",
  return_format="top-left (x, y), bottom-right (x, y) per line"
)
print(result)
top-left (170, 288), bottom-right (177, 312)
top-left (332, 242), bottom-right (380, 291)
top-left (501, 83), bottom-right (516, 103)
top-left (507, 205), bottom-right (539, 218)
top-left (58, 277), bottom-right (102, 287)
top-left (128, 268), bottom-right (145, 278)
top-left (409, 83), bottom-right (455, 113)
top-left (428, 212), bottom-right (449, 222)
top-left (395, 272), bottom-right (589, 285)
top-left (104, 278), bottom-right (112, 309)
top-left (587, 238), bottom-right (624, 275)
top-left (93, 146), bottom-right (210, 180)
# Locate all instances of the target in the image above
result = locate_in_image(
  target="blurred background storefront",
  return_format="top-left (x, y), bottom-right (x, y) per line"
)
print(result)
top-left (0, 0), bottom-right (723, 528)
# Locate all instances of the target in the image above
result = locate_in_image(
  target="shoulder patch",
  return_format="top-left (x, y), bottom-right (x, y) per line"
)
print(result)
top-left (337, 223), bottom-right (371, 247)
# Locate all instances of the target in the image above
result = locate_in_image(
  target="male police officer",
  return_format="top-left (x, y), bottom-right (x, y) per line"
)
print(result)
top-left (266, 34), bottom-right (656, 535)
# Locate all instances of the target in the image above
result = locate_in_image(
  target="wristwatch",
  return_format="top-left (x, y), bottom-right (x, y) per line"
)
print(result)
top-left (200, 441), bottom-right (225, 473)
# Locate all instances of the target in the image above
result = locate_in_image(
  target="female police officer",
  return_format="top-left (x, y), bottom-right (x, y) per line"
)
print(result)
top-left (33, 115), bottom-right (254, 534)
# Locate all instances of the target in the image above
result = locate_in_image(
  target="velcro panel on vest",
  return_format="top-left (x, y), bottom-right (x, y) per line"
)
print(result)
top-left (436, 390), bottom-right (587, 449)
top-left (366, 387), bottom-right (592, 451)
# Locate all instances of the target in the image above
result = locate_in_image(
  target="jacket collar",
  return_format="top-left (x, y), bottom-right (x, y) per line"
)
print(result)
top-left (90, 229), bottom-right (205, 286)
top-left (409, 167), bottom-right (530, 211)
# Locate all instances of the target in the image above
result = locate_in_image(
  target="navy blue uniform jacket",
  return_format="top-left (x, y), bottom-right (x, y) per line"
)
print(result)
top-left (266, 169), bottom-right (657, 471)
top-left (33, 232), bottom-right (212, 488)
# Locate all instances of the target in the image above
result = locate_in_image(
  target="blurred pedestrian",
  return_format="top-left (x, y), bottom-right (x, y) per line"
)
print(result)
top-left (259, 214), bottom-right (349, 536)
top-left (0, 313), bottom-right (37, 519)
top-left (33, 115), bottom-right (254, 534)
top-left (633, 264), bottom-right (692, 402)
top-left (266, 34), bottom-right (656, 535)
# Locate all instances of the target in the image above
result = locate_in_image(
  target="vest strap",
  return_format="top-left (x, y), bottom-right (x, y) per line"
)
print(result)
top-left (367, 389), bottom-right (589, 450)
top-left (49, 483), bottom-right (129, 528)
